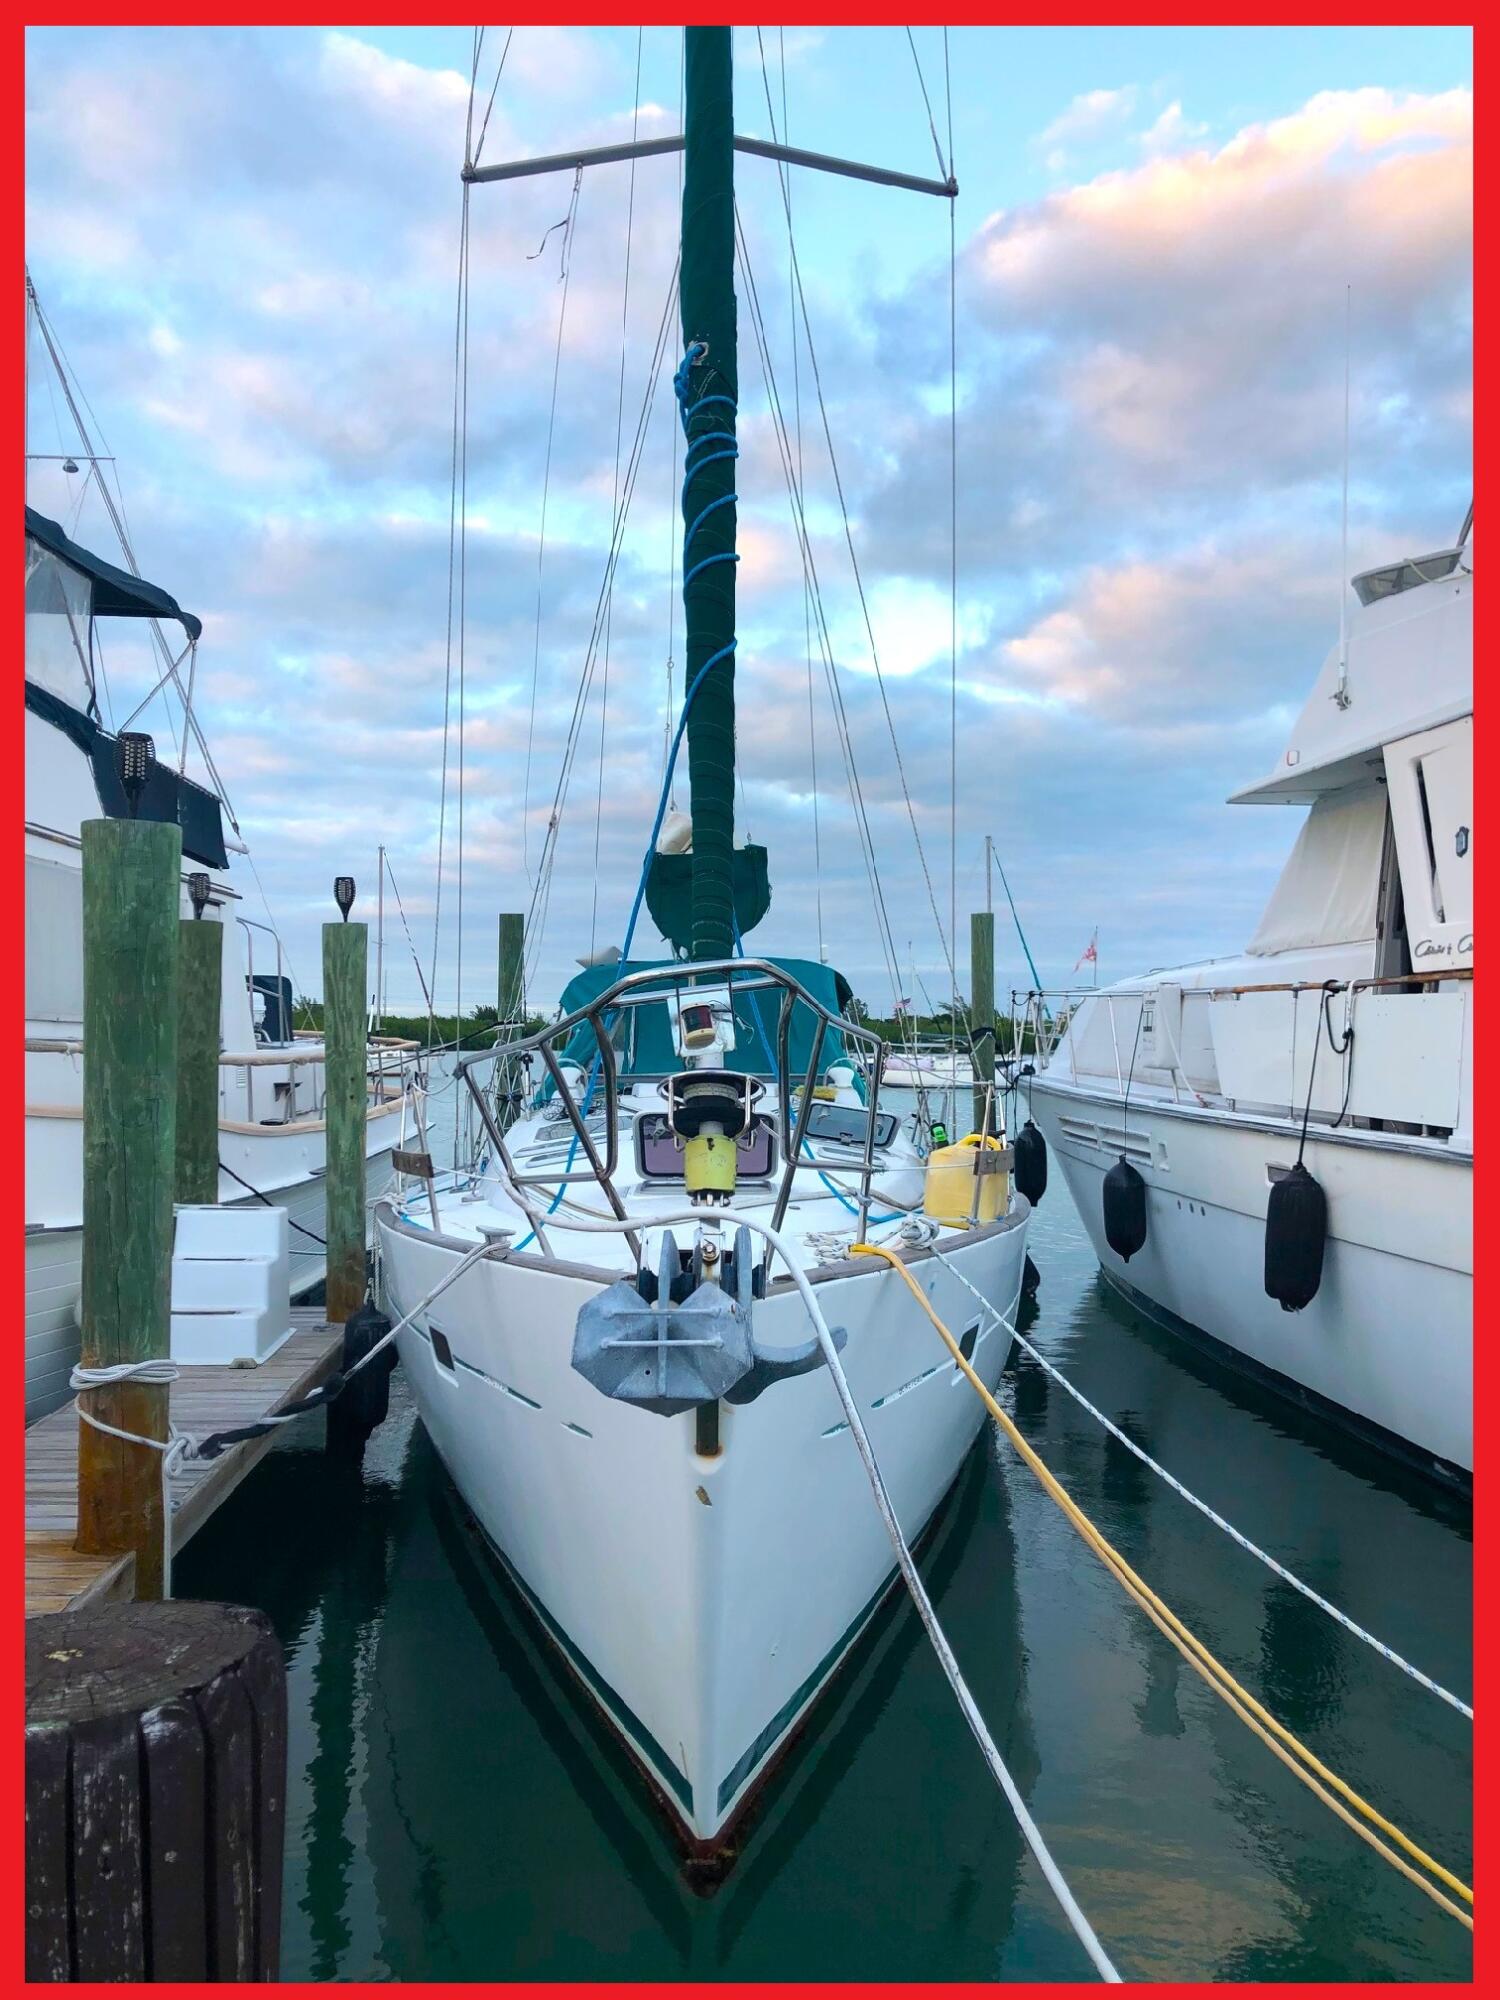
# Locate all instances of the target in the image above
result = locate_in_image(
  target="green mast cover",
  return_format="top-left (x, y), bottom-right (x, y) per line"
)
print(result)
top-left (678, 25), bottom-right (738, 962)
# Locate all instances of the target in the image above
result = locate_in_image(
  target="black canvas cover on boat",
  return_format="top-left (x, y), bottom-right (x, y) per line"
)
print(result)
top-left (646, 844), bottom-right (770, 955)
top-left (26, 679), bottom-right (230, 869)
top-left (25, 506), bottom-right (203, 641)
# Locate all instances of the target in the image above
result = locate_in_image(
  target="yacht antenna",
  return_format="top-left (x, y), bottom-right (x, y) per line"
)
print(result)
top-left (1334, 283), bottom-right (1352, 709)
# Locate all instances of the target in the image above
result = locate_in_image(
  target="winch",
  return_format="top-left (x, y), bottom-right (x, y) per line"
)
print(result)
top-left (664, 1068), bottom-right (760, 1205)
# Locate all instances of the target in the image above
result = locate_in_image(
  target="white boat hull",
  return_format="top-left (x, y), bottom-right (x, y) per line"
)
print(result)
top-left (377, 1200), bottom-right (1030, 1857)
top-left (1029, 1079), bottom-right (1471, 1481)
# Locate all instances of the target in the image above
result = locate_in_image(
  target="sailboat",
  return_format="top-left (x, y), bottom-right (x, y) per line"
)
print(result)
top-left (375, 27), bottom-right (1032, 1869)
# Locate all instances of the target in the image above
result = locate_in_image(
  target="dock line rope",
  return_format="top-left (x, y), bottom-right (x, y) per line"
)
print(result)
top-left (217, 1157), bottom-right (327, 1246)
top-left (922, 1239), bottom-right (1473, 1722)
top-left (480, 1204), bottom-right (1121, 1981)
top-left (70, 1358), bottom-right (199, 1602)
top-left (850, 1242), bottom-right (1473, 1929)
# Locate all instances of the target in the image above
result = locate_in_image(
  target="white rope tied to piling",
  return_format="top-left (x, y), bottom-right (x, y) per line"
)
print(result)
top-left (923, 1244), bottom-right (1474, 1722)
top-left (70, 1359), bottom-right (200, 1474)
top-left (64, 1237), bottom-right (500, 1599)
top-left (70, 1359), bottom-right (200, 1600)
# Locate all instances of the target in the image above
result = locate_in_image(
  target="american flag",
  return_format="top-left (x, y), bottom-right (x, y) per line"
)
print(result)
top-left (1073, 930), bottom-right (1098, 971)
top-left (893, 997), bottom-right (911, 1014)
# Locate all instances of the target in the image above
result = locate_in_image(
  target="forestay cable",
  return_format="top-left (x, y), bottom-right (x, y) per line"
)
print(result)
top-left (752, 31), bottom-right (967, 1020)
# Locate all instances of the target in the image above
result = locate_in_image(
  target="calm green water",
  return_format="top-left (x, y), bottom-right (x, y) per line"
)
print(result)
top-left (178, 1141), bottom-right (1472, 1981)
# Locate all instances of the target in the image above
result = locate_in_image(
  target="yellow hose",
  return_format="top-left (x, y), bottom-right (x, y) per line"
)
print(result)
top-left (852, 1242), bottom-right (1474, 1930)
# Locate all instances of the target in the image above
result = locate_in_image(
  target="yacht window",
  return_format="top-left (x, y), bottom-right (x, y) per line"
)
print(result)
top-left (25, 855), bottom-right (84, 1022)
top-left (802, 1101), bottom-right (898, 1150)
top-left (25, 542), bottom-right (94, 709)
top-left (636, 1111), bottom-right (777, 1180)
top-left (1246, 783), bottom-right (1386, 956)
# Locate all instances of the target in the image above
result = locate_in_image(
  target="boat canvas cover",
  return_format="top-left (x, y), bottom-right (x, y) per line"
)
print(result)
top-left (553, 956), bottom-right (856, 1080)
top-left (1247, 782), bottom-right (1386, 956)
top-left (25, 680), bottom-right (229, 871)
top-left (25, 507), bottom-right (203, 641)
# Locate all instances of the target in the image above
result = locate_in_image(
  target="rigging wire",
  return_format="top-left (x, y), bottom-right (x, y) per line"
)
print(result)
top-left (383, 851), bottom-right (439, 1018)
top-left (752, 32), bottom-right (967, 1022)
top-left (522, 166), bottom-right (584, 890)
top-left (946, 27), bottom-right (959, 1077)
top-left (779, 27), bottom-right (825, 966)
top-left (430, 176), bottom-right (472, 1049)
top-left (663, 30), bottom-right (686, 806)
top-left (904, 27), bottom-right (951, 181)
top-left (522, 255), bottom-right (683, 992)
top-left (471, 27), bottom-right (514, 168)
top-left (454, 195), bottom-right (472, 1153)
top-left (591, 29), bottom-right (644, 960)
top-left (27, 280), bottom-right (238, 817)
top-left (28, 273), bottom-right (322, 1022)
top-left (733, 212), bottom-right (906, 1015)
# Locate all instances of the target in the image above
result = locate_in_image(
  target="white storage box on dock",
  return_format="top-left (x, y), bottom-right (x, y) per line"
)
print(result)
top-left (170, 1204), bottom-right (293, 1366)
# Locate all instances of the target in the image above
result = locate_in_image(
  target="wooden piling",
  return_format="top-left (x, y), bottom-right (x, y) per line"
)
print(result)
top-left (498, 911), bottom-right (524, 1030)
top-left (497, 911), bottom-right (525, 1131)
top-left (75, 818), bottom-right (180, 1603)
top-left (322, 917), bottom-right (368, 1324)
top-left (26, 1600), bottom-right (287, 1980)
top-left (971, 910), bottom-right (996, 1136)
top-left (175, 915), bottom-right (222, 1207)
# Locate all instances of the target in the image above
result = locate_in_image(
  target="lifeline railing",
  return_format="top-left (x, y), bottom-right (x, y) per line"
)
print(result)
top-left (451, 956), bottom-right (894, 1263)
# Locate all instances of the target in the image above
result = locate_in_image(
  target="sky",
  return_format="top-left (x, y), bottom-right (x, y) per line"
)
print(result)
top-left (25, 24), bottom-right (1472, 1017)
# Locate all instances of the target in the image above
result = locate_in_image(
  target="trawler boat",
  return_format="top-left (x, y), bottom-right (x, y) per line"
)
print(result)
top-left (1028, 516), bottom-right (1473, 1485)
top-left (24, 504), bottom-right (420, 1419)
top-left (376, 28), bottom-right (1031, 1868)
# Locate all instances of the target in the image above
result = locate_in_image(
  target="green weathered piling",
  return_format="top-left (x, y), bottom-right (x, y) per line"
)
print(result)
top-left (971, 910), bottom-right (996, 1137)
top-left (322, 919), bottom-right (368, 1324)
top-left (175, 916), bottom-right (222, 1207)
top-left (76, 818), bottom-right (180, 1601)
top-left (498, 911), bottom-right (524, 1031)
top-left (496, 910), bottom-right (526, 1134)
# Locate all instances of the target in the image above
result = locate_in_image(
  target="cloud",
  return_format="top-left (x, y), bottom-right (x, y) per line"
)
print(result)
top-left (25, 35), bottom-right (1471, 1006)
top-left (1036, 85), bottom-right (1139, 171)
top-left (1137, 101), bottom-right (1207, 155)
top-left (863, 84), bottom-right (1471, 582)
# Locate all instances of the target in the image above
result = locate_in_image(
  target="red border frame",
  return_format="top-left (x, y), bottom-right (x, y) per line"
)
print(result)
top-left (11, 8), bottom-right (1478, 1993)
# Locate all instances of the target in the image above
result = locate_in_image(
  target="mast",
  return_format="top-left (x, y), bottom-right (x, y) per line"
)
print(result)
top-left (678, 26), bottom-right (739, 963)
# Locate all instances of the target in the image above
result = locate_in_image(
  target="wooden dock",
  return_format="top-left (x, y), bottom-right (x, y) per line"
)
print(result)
top-left (25, 1311), bottom-right (342, 1616)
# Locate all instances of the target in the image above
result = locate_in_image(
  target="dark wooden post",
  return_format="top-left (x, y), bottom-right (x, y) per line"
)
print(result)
top-left (323, 912), bottom-right (368, 1325)
top-left (497, 911), bottom-right (524, 1029)
top-left (496, 910), bottom-right (525, 1132)
top-left (26, 1600), bottom-right (287, 1981)
top-left (76, 817), bottom-right (180, 1602)
top-left (971, 909), bottom-right (996, 1137)
top-left (175, 911), bottom-right (222, 1207)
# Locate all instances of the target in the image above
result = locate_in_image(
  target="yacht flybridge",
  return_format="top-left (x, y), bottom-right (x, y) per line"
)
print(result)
top-left (24, 496), bottom-right (421, 1420)
top-left (375, 27), bottom-right (1030, 1867)
top-left (1028, 513), bottom-right (1473, 1484)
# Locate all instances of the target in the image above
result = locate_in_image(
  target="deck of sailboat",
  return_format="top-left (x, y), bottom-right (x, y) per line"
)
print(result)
top-left (383, 1093), bottom-right (974, 1281)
